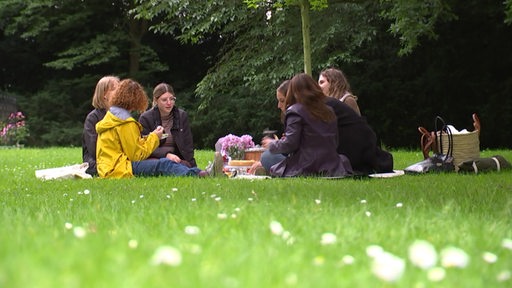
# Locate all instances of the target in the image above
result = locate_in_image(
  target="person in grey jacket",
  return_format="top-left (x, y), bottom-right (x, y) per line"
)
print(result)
top-left (82, 75), bottom-right (120, 176)
top-left (138, 83), bottom-right (197, 168)
top-left (265, 73), bottom-right (353, 177)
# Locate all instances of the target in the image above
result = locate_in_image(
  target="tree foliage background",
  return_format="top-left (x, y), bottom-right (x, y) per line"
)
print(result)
top-left (1, 0), bottom-right (511, 150)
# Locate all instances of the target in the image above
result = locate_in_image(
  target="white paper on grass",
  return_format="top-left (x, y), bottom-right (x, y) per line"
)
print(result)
top-left (35, 163), bottom-right (92, 180)
top-left (368, 170), bottom-right (405, 178)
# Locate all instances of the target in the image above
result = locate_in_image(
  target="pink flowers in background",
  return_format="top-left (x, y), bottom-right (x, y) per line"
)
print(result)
top-left (0, 111), bottom-right (29, 146)
top-left (218, 134), bottom-right (255, 160)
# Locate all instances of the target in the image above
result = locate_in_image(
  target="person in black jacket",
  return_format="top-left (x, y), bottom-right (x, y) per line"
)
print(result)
top-left (324, 97), bottom-right (393, 175)
top-left (138, 83), bottom-right (197, 167)
top-left (82, 75), bottom-right (120, 176)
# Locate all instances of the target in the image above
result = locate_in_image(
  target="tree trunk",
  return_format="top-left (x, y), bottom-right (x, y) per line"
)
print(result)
top-left (299, 0), bottom-right (312, 76)
top-left (128, 17), bottom-right (148, 78)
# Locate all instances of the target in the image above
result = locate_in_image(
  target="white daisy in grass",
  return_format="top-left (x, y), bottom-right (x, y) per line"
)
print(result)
top-left (270, 220), bottom-right (284, 236)
top-left (365, 211), bottom-right (372, 217)
top-left (248, 197), bottom-right (254, 202)
top-left (151, 246), bottom-right (182, 266)
top-left (482, 252), bottom-right (498, 263)
top-left (371, 251), bottom-right (405, 282)
top-left (366, 245), bottom-right (385, 258)
top-left (166, 195), bottom-right (171, 199)
top-left (214, 197), bottom-right (221, 201)
top-left (191, 198), bottom-right (197, 202)
top-left (217, 213), bottom-right (228, 219)
top-left (73, 226), bottom-right (86, 239)
top-left (172, 188), bottom-right (178, 192)
top-left (502, 238), bottom-right (512, 250)
top-left (131, 200), bottom-right (136, 204)
top-left (320, 233), bottom-right (337, 245)
top-left (83, 189), bottom-right (90, 195)
top-left (230, 214), bottom-right (237, 219)
top-left (427, 267), bottom-right (446, 282)
top-left (341, 255), bottom-right (355, 265)
top-left (408, 240), bottom-right (438, 269)
top-left (77, 191), bottom-right (83, 195)
top-left (184, 225), bottom-right (200, 235)
top-left (64, 222), bottom-right (73, 230)
top-left (440, 246), bottom-right (470, 268)
top-left (396, 202), bottom-right (403, 208)
top-left (128, 239), bottom-right (138, 249)
top-left (497, 270), bottom-right (511, 282)
top-left (315, 199), bottom-right (321, 204)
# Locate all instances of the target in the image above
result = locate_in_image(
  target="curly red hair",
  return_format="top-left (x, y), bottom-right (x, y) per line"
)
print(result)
top-left (109, 79), bottom-right (148, 113)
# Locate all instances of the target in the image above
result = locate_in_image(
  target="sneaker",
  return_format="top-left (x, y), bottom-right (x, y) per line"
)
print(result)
top-left (198, 170), bottom-right (209, 177)
top-left (212, 152), bottom-right (225, 177)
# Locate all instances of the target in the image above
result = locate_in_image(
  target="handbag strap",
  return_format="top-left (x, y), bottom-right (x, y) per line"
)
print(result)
top-left (434, 116), bottom-right (453, 159)
top-left (419, 126), bottom-right (434, 159)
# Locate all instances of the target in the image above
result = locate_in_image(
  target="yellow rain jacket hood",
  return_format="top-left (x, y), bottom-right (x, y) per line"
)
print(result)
top-left (96, 109), bottom-right (160, 178)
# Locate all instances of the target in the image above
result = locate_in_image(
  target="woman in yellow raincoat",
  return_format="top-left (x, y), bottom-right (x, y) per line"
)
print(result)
top-left (95, 79), bottom-right (207, 178)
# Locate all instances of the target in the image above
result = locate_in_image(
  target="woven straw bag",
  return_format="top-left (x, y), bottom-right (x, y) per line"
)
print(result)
top-left (419, 114), bottom-right (480, 171)
top-left (439, 114), bottom-right (480, 168)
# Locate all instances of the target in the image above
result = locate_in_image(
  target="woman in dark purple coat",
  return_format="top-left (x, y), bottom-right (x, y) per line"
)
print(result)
top-left (266, 73), bottom-right (353, 177)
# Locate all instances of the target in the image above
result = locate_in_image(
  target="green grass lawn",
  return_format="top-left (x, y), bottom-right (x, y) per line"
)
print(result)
top-left (1, 147), bottom-right (511, 287)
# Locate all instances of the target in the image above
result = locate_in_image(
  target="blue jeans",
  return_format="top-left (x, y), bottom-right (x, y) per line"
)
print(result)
top-left (260, 150), bottom-right (286, 172)
top-left (132, 158), bottom-right (201, 177)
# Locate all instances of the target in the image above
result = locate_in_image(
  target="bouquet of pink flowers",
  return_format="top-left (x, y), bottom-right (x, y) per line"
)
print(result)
top-left (218, 134), bottom-right (255, 160)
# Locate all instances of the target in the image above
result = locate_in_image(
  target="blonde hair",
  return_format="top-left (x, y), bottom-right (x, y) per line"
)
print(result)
top-left (152, 83), bottom-right (175, 106)
top-left (92, 76), bottom-right (120, 109)
top-left (109, 79), bottom-right (148, 113)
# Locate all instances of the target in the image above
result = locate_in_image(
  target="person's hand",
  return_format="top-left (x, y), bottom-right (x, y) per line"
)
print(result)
top-left (153, 126), bottom-right (164, 139)
top-left (261, 136), bottom-right (275, 149)
top-left (166, 153), bottom-right (181, 163)
top-left (248, 161), bottom-right (263, 175)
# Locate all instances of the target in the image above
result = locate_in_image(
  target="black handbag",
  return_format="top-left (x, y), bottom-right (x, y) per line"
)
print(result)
top-left (405, 116), bottom-right (455, 174)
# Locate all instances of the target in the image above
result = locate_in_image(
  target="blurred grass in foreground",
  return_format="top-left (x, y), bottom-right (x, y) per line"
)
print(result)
top-left (0, 148), bottom-right (511, 287)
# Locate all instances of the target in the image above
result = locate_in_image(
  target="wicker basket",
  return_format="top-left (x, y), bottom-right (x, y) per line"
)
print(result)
top-left (437, 114), bottom-right (481, 169)
top-left (244, 148), bottom-right (265, 161)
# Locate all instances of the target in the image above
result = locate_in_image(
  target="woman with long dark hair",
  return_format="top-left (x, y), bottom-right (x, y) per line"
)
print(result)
top-left (264, 73), bottom-right (353, 177)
